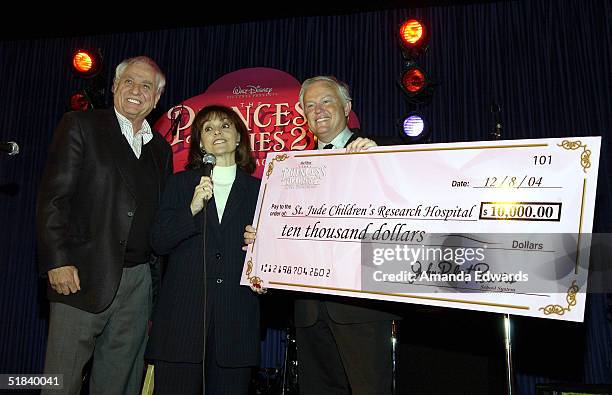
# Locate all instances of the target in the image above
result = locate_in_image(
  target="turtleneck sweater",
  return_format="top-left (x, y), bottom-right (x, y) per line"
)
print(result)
top-left (212, 164), bottom-right (237, 221)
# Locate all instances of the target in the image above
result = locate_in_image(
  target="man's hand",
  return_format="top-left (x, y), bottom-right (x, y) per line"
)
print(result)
top-left (47, 266), bottom-right (81, 295)
top-left (242, 224), bottom-right (257, 251)
top-left (346, 137), bottom-right (377, 153)
top-left (242, 225), bottom-right (267, 294)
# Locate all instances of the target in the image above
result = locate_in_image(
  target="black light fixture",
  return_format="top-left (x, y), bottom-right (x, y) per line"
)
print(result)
top-left (397, 18), bottom-right (434, 139)
top-left (68, 48), bottom-right (106, 111)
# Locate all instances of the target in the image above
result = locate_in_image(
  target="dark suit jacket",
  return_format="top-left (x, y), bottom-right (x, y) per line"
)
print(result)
top-left (146, 168), bottom-right (261, 366)
top-left (294, 132), bottom-right (400, 326)
top-left (36, 109), bottom-right (173, 313)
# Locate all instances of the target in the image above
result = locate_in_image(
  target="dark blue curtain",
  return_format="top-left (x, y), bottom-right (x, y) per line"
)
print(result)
top-left (1, 0), bottom-right (610, 393)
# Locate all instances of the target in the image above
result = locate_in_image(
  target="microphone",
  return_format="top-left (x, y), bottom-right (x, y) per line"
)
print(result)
top-left (201, 153), bottom-right (216, 203)
top-left (202, 153), bottom-right (216, 177)
top-left (0, 141), bottom-right (19, 156)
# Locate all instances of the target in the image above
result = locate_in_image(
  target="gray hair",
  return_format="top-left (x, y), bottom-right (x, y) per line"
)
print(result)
top-left (299, 76), bottom-right (351, 108)
top-left (114, 56), bottom-right (166, 95)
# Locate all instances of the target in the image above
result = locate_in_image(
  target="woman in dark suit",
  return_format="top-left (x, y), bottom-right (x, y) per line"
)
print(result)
top-left (146, 105), bottom-right (261, 394)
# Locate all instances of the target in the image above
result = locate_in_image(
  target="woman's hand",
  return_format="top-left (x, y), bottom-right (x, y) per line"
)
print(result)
top-left (190, 176), bottom-right (213, 215)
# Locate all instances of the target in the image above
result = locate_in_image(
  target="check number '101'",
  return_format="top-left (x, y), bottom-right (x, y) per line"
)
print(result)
top-left (534, 155), bottom-right (552, 165)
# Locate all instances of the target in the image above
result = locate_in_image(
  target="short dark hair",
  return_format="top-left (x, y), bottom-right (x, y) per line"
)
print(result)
top-left (186, 105), bottom-right (256, 174)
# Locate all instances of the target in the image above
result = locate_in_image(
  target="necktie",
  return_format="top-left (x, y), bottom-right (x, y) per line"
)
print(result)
top-left (323, 143), bottom-right (334, 149)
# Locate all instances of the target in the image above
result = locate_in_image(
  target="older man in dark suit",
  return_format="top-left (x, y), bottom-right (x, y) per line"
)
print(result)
top-left (36, 56), bottom-right (172, 395)
top-left (245, 76), bottom-right (399, 394)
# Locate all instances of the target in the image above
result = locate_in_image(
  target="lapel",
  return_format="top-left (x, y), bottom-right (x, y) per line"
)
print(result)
top-left (101, 110), bottom-right (137, 199)
top-left (147, 133), bottom-right (165, 202)
top-left (207, 196), bottom-right (221, 228)
top-left (218, 169), bottom-right (247, 230)
top-left (344, 131), bottom-right (358, 148)
top-left (202, 168), bottom-right (248, 238)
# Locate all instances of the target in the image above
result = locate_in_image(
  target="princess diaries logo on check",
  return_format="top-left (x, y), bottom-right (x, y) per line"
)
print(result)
top-left (280, 160), bottom-right (327, 188)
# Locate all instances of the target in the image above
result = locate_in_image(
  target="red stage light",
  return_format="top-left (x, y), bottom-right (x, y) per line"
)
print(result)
top-left (398, 18), bottom-right (428, 61)
top-left (400, 19), bottom-right (425, 47)
top-left (69, 91), bottom-right (91, 112)
top-left (73, 51), bottom-right (93, 73)
top-left (71, 49), bottom-right (102, 78)
top-left (401, 67), bottom-right (426, 94)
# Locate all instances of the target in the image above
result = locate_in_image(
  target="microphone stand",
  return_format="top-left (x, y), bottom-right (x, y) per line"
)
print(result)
top-left (164, 105), bottom-right (184, 140)
top-left (202, 196), bottom-right (208, 395)
top-left (391, 320), bottom-right (398, 395)
top-left (490, 102), bottom-right (503, 141)
top-left (200, 156), bottom-right (214, 395)
top-left (503, 314), bottom-right (515, 395)
top-left (490, 101), bottom-right (515, 395)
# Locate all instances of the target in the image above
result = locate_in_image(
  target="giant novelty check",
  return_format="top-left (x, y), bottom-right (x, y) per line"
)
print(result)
top-left (241, 137), bottom-right (601, 322)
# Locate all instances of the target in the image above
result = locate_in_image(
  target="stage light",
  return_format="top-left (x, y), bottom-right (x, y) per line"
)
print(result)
top-left (399, 66), bottom-right (432, 104)
top-left (69, 91), bottom-right (92, 112)
top-left (403, 114), bottom-right (424, 137)
top-left (67, 48), bottom-right (106, 111)
top-left (401, 67), bottom-right (426, 94)
top-left (401, 112), bottom-right (429, 142)
top-left (400, 19), bottom-right (425, 46)
top-left (396, 17), bottom-right (434, 141)
top-left (73, 52), bottom-right (93, 72)
top-left (399, 19), bottom-right (428, 60)
top-left (71, 48), bottom-right (102, 78)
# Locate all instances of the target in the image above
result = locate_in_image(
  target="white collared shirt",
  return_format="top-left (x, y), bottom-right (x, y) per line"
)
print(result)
top-left (114, 108), bottom-right (153, 158)
top-left (317, 128), bottom-right (353, 150)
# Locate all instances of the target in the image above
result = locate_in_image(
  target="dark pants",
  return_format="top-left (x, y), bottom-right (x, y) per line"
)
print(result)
top-left (153, 319), bottom-right (252, 394)
top-left (296, 303), bottom-right (393, 395)
top-left (153, 360), bottom-right (251, 395)
top-left (42, 264), bottom-right (151, 395)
